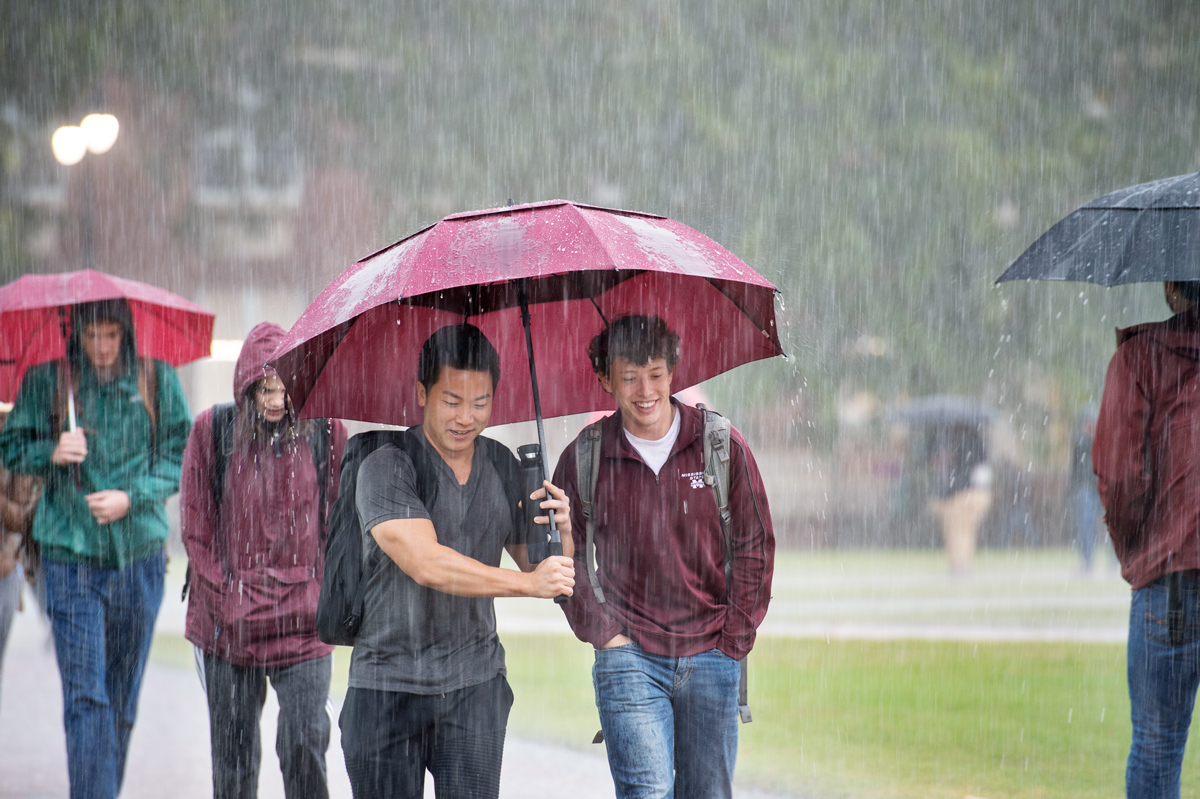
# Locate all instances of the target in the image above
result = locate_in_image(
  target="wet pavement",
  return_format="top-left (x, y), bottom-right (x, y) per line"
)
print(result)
top-left (0, 595), bottom-right (795, 798)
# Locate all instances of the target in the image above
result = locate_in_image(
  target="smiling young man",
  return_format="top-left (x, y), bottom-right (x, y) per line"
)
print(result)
top-left (339, 323), bottom-right (575, 799)
top-left (553, 314), bottom-right (775, 799)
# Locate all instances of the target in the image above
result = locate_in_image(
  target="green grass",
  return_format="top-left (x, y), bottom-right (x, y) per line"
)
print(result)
top-left (151, 632), bottom-right (1200, 798)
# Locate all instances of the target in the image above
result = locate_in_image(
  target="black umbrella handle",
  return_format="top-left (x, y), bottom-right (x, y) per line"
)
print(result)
top-left (516, 280), bottom-right (568, 606)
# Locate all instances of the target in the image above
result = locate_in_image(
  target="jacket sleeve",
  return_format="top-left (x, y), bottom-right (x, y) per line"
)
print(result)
top-left (128, 361), bottom-right (191, 512)
top-left (180, 408), bottom-right (226, 589)
top-left (719, 430), bottom-right (775, 659)
top-left (1093, 341), bottom-right (1152, 550)
top-left (0, 364), bottom-right (59, 479)
top-left (553, 440), bottom-right (625, 648)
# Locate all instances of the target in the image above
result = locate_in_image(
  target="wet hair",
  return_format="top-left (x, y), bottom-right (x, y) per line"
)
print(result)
top-left (67, 298), bottom-right (136, 370)
top-left (234, 375), bottom-right (313, 448)
top-left (417, 324), bottom-right (501, 391)
top-left (1175, 282), bottom-right (1200, 304)
top-left (588, 314), bottom-right (680, 377)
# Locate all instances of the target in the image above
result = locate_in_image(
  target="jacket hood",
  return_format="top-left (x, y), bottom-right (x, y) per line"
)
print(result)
top-left (234, 322), bottom-right (285, 400)
top-left (67, 298), bottom-right (139, 373)
top-left (1116, 309), bottom-right (1200, 360)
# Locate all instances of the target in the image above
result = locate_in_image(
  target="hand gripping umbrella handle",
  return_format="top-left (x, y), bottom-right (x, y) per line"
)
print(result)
top-left (516, 280), bottom-right (568, 605)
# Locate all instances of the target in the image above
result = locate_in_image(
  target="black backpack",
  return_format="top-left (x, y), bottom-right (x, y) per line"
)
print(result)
top-left (315, 427), bottom-right (524, 646)
top-left (180, 403), bottom-right (333, 601)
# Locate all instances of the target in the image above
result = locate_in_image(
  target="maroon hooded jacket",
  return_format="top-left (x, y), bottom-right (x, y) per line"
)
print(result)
top-left (182, 322), bottom-right (347, 667)
top-left (553, 401), bottom-right (774, 660)
top-left (1094, 309), bottom-right (1200, 590)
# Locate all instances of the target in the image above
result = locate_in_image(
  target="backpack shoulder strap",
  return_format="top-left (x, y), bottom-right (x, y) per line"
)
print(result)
top-left (576, 419), bottom-right (607, 604)
top-left (698, 404), bottom-right (734, 594)
top-left (394, 427), bottom-right (438, 508)
top-left (696, 403), bottom-right (752, 724)
top-left (478, 435), bottom-right (524, 523)
top-left (307, 419), bottom-right (333, 531)
top-left (210, 403), bottom-right (238, 512)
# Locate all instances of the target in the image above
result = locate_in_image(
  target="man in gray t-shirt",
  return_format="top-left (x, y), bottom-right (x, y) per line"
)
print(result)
top-left (339, 324), bottom-right (575, 799)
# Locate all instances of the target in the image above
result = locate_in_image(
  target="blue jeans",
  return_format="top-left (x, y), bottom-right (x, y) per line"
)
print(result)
top-left (593, 643), bottom-right (740, 799)
top-left (43, 550), bottom-right (165, 799)
top-left (1127, 572), bottom-right (1200, 799)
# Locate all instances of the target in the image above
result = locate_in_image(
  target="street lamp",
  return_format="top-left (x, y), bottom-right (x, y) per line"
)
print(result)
top-left (50, 113), bottom-right (119, 270)
top-left (51, 113), bottom-right (119, 165)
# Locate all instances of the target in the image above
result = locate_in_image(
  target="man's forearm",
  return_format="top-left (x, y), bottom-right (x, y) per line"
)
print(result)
top-left (373, 519), bottom-right (537, 598)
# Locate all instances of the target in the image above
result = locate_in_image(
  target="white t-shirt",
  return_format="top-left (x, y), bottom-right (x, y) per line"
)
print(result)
top-left (623, 407), bottom-right (682, 476)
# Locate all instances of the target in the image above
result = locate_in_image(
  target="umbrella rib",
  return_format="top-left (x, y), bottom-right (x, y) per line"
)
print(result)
top-left (703, 278), bottom-right (783, 355)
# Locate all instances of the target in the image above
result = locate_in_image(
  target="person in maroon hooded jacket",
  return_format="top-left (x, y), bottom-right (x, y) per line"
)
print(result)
top-left (181, 322), bottom-right (347, 799)
top-left (1094, 281), bottom-right (1200, 799)
top-left (553, 314), bottom-right (775, 799)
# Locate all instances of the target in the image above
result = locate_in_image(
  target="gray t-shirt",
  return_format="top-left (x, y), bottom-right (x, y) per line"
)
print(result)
top-left (349, 431), bottom-right (518, 694)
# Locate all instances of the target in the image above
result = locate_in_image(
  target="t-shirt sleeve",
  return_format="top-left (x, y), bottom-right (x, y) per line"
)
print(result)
top-left (356, 445), bottom-right (432, 532)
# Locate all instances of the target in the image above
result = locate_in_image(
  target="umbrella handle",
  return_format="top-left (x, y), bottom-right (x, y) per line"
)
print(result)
top-left (67, 386), bottom-right (77, 433)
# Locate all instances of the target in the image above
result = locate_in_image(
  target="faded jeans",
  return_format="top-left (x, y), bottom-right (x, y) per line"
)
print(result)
top-left (593, 642), bottom-right (740, 799)
top-left (42, 550), bottom-right (165, 799)
top-left (1127, 571), bottom-right (1200, 799)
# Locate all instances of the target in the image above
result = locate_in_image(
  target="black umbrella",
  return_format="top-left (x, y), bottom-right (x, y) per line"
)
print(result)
top-left (996, 171), bottom-right (1200, 286)
top-left (886, 395), bottom-right (996, 427)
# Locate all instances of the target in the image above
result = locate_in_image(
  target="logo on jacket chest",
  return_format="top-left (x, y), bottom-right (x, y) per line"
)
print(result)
top-left (682, 470), bottom-right (707, 490)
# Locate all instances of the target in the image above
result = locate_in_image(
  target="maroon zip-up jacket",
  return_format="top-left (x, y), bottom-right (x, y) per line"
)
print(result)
top-left (182, 323), bottom-right (347, 667)
top-left (1094, 309), bottom-right (1200, 590)
top-left (553, 401), bottom-right (774, 660)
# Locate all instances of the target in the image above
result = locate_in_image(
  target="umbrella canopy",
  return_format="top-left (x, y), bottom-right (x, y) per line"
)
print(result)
top-left (0, 269), bottom-right (215, 402)
top-left (270, 199), bottom-right (783, 428)
top-left (996, 170), bottom-right (1200, 286)
top-left (886, 395), bottom-right (996, 427)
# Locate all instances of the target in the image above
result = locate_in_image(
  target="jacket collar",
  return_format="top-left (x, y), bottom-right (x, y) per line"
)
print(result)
top-left (600, 399), bottom-right (703, 462)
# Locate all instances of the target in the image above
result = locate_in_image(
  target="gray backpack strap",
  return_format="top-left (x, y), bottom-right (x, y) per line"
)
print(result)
top-left (698, 405), bottom-right (734, 595)
top-left (576, 421), bottom-right (607, 604)
top-left (698, 404), bottom-right (752, 724)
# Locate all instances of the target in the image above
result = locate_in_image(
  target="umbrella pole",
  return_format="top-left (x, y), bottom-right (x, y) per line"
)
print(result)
top-left (516, 280), bottom-right (562, 552)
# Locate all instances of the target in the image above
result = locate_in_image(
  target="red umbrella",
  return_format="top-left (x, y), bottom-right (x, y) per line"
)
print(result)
top-left (270, 199), bottom-right (783, 429)
top-left (0, 269), bottom-right (215, 403)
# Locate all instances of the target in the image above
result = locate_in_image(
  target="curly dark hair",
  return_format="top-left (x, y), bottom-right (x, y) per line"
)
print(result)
top-left (587, 315), bottom-right (679, 377)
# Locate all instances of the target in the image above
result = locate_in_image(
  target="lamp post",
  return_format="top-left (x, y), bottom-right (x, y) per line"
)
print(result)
top-left (51, 113), bottom-right (120, 270)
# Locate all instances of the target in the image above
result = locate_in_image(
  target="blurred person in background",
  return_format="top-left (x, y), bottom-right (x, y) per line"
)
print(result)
top-left (181, 322), bottom-right (347, 799)
top-left (0, 298), bottom-right (191, 799)
top-left (0, 403), bottom-right (41, 703)
top-left (1094, 281), bottom-right (1200, 799)
top-left (926, 423), bottom-right (992, 575)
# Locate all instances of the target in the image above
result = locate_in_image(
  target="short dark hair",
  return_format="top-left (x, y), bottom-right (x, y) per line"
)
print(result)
top-left (588, 314), bottom-right (679, 377)
top-left (1175, 282), bottom-right (1200, 303)
top-left (418, 324), bottom-right (501, 391)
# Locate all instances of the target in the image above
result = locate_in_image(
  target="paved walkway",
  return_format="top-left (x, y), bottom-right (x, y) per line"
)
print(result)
top-left (0, 601), bottom-right (794, 799)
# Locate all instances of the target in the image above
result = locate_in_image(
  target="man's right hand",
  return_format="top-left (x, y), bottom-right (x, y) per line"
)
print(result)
top-left (528, 555), bottom-right (574, 599)
top-left (51, 430), bottom-right (87, 465)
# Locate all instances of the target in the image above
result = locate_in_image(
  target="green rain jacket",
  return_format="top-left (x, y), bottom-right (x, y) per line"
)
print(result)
top-left (0, 355), bottom-right (190, 569)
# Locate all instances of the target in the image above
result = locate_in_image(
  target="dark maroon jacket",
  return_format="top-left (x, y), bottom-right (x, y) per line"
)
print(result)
top-left (553, 401), bottom-right (774, 660)
top-left (182, 322), bottom-right (347, 667)
top-left (1094, 309), bottom-right (1200, 590)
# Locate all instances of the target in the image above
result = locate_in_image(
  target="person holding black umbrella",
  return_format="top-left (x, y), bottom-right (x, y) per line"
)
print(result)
top-left (1094, 281), bottom-right (1200, 799)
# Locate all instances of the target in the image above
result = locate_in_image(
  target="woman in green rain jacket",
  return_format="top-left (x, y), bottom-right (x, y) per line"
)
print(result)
top-left (0, 298), bottom-right (190, 799)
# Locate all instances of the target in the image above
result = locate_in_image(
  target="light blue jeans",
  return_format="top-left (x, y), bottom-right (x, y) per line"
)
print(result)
top-left (43, 550), bottom-right (165, 799)
top-left (593, 642), bottom-right (740, 799)
top-left (1127, 572), bottom-right (1200, 799)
